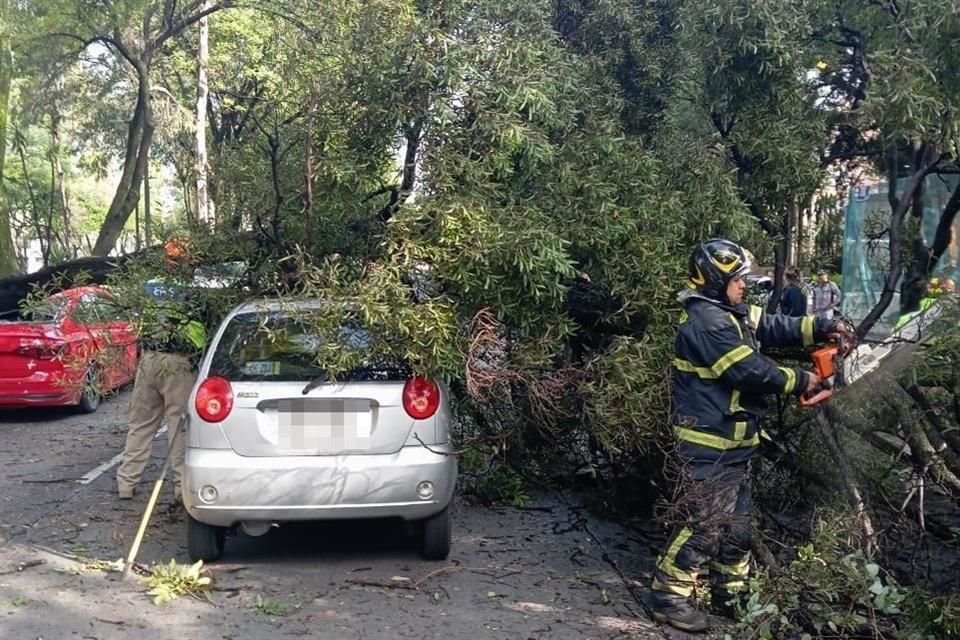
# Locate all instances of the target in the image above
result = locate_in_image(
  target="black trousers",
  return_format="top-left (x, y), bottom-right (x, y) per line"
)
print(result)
top-left (651, 462), bottom-right (752, 603)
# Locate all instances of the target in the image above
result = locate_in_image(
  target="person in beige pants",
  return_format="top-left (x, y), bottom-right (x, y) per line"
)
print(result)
top-left (116, 237), bottom-right (208, 500)
top-left (116, 351), bottom-right (195, 499)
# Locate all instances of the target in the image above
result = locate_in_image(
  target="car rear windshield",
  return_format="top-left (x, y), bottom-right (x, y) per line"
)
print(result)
top-left (0, 296), bottom-right (67, 323)
top-left (208, 310), bottom-right (410, 382)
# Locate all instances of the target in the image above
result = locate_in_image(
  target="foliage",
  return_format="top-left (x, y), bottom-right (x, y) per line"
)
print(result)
top-left (730, 517), bottom-right (943, 640)
top-left (909, 298), bottom-right (960, 386)
top-left (145, 560), bottom-right (212, 605)
top-left (253, 594), bottom-right (292, 616)
top-left (458, 442), bottom-right (531, 507)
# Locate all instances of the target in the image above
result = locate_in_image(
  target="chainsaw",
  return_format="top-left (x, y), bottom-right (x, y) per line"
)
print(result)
top-left (799, 339), bottom-right (846, 407)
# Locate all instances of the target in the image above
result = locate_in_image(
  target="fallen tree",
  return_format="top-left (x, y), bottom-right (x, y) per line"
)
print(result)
top-left (0, 254), bottom-right (137, 316)
top-left (740, 301), bottom-right (960, 638)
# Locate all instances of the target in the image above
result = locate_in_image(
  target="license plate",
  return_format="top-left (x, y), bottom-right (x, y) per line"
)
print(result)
top-left (276, 399), bottom-right (372, 450)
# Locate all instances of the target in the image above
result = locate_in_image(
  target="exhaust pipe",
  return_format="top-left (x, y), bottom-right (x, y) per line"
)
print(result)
top-left (240, 521), bottom-right (275, 537)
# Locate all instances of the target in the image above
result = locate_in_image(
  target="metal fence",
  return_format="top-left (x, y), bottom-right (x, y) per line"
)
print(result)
top-left (840, 174), bottom-right (960, 332)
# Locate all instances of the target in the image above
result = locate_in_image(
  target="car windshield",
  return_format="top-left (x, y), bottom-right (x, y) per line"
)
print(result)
top-left (208, 310), bottom-right (409, 382)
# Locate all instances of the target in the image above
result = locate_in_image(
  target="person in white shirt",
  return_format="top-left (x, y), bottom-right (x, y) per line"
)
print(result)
top-left (811, 270), bottom-right (842, 318)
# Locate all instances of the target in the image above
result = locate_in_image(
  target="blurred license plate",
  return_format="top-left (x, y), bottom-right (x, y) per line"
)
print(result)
top-left (277, 399), bottom-right (372, 450)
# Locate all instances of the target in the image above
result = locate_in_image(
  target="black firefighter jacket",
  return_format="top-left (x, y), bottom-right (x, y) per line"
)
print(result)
top-left (672, 290), bottom-right (833, 474)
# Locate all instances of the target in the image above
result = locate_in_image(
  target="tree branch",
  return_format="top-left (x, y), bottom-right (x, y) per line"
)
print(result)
top-left (150, 1), bottom-right (234, 52)
top-left (818, 406), bottom-right (877, 557)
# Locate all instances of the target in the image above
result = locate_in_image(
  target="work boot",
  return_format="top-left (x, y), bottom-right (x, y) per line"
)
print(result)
top-left (118, 486), bottom-right (135, 500)
top-left (651, 593), bottom-right (710, 633)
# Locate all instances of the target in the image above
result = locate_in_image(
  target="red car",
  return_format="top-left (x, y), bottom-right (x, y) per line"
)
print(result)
top-left (0, 286), bottom-right (138, 412)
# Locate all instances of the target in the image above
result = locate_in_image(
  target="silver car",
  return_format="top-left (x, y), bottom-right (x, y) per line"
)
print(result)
top-left (183, 299), bottom-right (457, 562)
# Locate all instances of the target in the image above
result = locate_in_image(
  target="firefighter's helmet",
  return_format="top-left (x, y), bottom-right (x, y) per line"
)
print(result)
top-left (687, 238), bottom-right (753, 302)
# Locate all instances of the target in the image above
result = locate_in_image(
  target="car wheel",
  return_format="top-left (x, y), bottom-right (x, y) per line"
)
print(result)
top-left (420, 507), bottom-right (452, 560)
top-left (187, 514), bottom-right (226, 562)
top-left (76, 367), bottom-right (101, 414)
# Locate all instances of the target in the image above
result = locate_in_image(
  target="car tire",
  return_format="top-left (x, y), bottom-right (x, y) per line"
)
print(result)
top-left (187, 514), bottom-right (226, 562)
top-left (420, 506), bottom-right (452, 560)
top-left (76, 367), bottom-right (101, 414)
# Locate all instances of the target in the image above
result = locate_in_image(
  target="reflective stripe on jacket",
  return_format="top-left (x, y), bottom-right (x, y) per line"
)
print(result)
top-left (672, 290), bottom-right (832, 468)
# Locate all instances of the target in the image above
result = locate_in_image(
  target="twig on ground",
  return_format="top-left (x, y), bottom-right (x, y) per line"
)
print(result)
top-left (0, 559), bottom-right (45, 575)
top-left (346, 566), bottom-right (523, 592)
top-left (413, 565), bottom-right (465, 589)
top-left (345, 577), bottom-right (415, 590)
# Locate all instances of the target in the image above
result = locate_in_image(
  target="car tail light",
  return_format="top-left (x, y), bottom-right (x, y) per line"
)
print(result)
top-left (402, 376), bottom-right (440, 420)
top-left (17, 342), bottom-right (67, 360)
top-left (195, 376), bottom-right (234, 423)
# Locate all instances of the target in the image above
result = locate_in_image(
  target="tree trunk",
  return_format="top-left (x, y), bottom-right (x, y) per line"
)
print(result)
top-left (50, 110), bottom-right (74, 258)
top-left (786, 202), bottom-right (798, 267)
top-left (0, 0), bottom-right (17, 277)
top-left (76, 2), bottom-right (233, 255)
top-left (92, 62), bottom-right (155, 256)
top-left (134, 200), bottom-right (141, 251)
top-left (267, 127), bottom-right (283, 244)
top-left (179, 170), bottom-right (197, 224)
top-left (378, 118), bottom-right (423, 223)
top-left (195, 1), bottom-right (213, 226)
top-left (304, 83), bottom-right (315, 242)
top-left (767, 235), bottom-right (787, 314)
top-left (14, 131), bottom-right (49, 267)
top-left (143, 149), bottom-right (152, 248)
top-left (797, 198), bottom-right (807, 266)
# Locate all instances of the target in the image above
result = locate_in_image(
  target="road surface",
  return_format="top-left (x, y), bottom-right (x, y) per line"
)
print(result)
top-left (0, 391), bottom-right (696, 639)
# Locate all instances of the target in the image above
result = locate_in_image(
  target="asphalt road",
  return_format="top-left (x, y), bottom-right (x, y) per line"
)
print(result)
top-left (0, 391), bottom-right (695, 640)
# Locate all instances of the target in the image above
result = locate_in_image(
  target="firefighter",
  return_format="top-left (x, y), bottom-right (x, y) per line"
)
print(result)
top-left (650, 239), bottom-right (855, 632)
top-left (116, 238), bottom-right (207, 501)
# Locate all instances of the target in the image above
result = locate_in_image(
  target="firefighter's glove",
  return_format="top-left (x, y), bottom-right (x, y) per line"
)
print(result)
top-left (826, 318), bottom-right (857, 356)
top-left (804, 371), bottom-right (823, 395)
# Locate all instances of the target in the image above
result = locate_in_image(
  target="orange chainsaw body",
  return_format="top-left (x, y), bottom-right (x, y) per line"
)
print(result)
top-left (799, 344), bottom-right (841, 407)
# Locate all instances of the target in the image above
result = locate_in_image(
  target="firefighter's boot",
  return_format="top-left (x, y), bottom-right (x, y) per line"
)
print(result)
top-left (650, 592), bottom-right (709, 633)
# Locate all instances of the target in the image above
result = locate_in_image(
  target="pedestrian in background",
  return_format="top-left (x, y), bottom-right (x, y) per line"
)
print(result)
top-left (779, 267), bottom-right (807, 317)
top-left (811, 270), bottom-right (842, 318)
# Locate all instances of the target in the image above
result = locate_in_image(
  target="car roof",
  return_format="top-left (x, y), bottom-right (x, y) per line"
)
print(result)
top-left (231, 297), bottom-right (344, 315)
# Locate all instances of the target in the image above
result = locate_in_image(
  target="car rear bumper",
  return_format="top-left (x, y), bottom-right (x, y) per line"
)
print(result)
top-left (184, 444), bottom-right (458, 527)
top-left (0, 384), bottom-right (78, 407)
